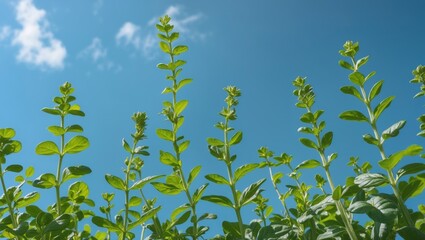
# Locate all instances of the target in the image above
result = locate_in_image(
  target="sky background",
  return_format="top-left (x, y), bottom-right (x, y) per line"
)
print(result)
top-left (1, 0), bottom-right (425, 239)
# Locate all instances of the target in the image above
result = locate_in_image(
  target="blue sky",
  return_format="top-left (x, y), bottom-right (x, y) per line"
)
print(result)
top-left (1, 0), bottom-right (425, 238)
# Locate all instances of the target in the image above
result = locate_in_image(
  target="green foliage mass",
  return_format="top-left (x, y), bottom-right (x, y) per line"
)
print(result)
top-left (1, 16), bottom-right (425, 240)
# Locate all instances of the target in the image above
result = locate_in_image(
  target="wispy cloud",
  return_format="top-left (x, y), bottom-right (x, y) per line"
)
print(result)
top-left (79, 37), bottom-right (121, 72)
top-left (12, 0), bottom-right (66, 69)
top-left (0, 26), bottom-right (11, 41)
top-left (116, 5), bottom-right (207, 59)
top-left (116, 22), bottom-right (141, 49)
top-left (93, 0), bottom-right (103, 16)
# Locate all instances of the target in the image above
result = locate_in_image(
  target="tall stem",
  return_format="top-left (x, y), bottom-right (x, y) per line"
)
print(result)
top-left (55, 115), bottom-right (65, 215)
top-left (0, 164), bottom-right (21, 240)
top-left (359, 86), bottom-right (414, 227)
top-left (122, 141), bottom-right (137, 240)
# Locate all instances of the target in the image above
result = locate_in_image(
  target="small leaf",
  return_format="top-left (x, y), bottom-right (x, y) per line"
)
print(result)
top-left (66, 124), bottom-right (84, 133)
top-left (234, 163), bottom-right (258, 182)
top-left (398, 226), bottom-right (425, 239)
top-left (321, 131), bottom-right (333, 149)
top-left (382, 120), bottom-right (406, 140)
top-left (128, 207), bottom-right (161, 231)
top-left (378, 145), bottom-right (423, 170)
top-left (299, 138), bottom-right (318, 149)
top-left (5, 164), bottom-right (23, 173)
top-left (397, 163), bottom-right (425, 179)
top-left (205, 174), bottom-right (229, 185)
top-left (188, 166), bottom-right (201, 185)
top-left (47, 126), bottom-right (65, 136)
top-left (151, 182), bottom-right (182, 195)
top-left (0, 128), bottom-right (16, 138)
top-left (156, 129), bottom-right (174, 142)
top-left (35, 141), bottom-right (60, 155)
top-left (332, 185), bottom-right (342, 200)
top-left (15, 192), bottom-right (40, 208)
top-left (354, 173), bottom-right (389, 188)
top-left (159, 41), bottom-right (170, 53)
top-left (338, 60), bottom-right (354, 70)
top-left (175, 100), bottom-right (188, 116)
top-left (105, 174), bottom-right (126, 191)
top-left (92, 216), bottom-right (122, 232)
top-left (25, 166), bottom-right (35, 178)
top-left (356, 56), bottom-right (369, 69)
top-left (229, 131), bottom-right (243, 146)
top-left (62, 165), bottom-right (92, 183)
top-left (207, 138), bottom-right (224, 147)
top-left (349, 71), bottom-right (365, 86)
top-left (159, 151), bottom-right (179, 166)
top-left (369, 80), bottom-right (384, 101)
top-left (42, 108), bottom-right (61, 116)
top-left (339, 110), bottom-right (369, 122)
top-left (122, 139), bottom-right (132, 153)
top-left (178, 140), bottom-right (190, 153)
top-left (193, 184), bottom-right (208, 204)
top-left (362, 134), bottom-right (379, 145)
top-left (176, 78), bottom-right (192, 91)
top-left (340, 86), bottom-right (363, 101)
top-left (295, 159), bottom-right (321, 170)
top-left (129, 175), bottom-right (163, 190)
top-left (129, 196), bottom-right (142, 207)
top-left (202, 195), bottom-right (234, 208)
top-left (173, 45), bottom-right (188, 55)
top-left (33, 173), bottom-right (57, 189)
top-left (239, 178), bottom-right (266, 206)
top-left (63, 136), bottom-right (89, 154)
top-left (373, 96), bottom-right (394, 121)
top-left (171, 204), bottom-right (190, 221)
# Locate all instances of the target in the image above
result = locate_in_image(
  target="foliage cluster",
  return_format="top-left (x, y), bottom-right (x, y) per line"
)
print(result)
top-left (1, 15), bottom-right (425, 240)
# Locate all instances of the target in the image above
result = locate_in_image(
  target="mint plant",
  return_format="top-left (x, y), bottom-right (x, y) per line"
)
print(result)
top-left (339, 41), bottom-right (425, 239)
top-left (92, 112), bottom-right (161, 239)
top-left (152, 15), bottom-right (213, 239)
top-left (203, 86), bottom-right (265, 239)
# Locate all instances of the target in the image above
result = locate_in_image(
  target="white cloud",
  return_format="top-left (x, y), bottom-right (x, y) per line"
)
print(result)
top-left (116, 22), bottom-right (141, 49)
top-left (0, 26), bottom-right (11, 41)
top-left (12, 0), bottom-right (66, 69)
top-left (150, 5), bottom-right (203, 34)
top-left (79, 37), bottom-right (121, 73)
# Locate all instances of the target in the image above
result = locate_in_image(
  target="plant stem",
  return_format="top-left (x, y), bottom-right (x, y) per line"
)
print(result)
top-left (165, 30), bottom-right (199, 240)
top-left (359, 86), bottom-right (415, 227)
top-left (55, 115), bottom-right (65, 215)
top-left (123, 141), bottom-right (138, 240)
top-left (0, 164), bottom-right (21, 240)
top-left (306, 107), bottom-right (358, 240)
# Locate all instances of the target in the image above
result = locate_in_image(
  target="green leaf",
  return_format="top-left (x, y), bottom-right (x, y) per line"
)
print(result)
top-left (159, 151), bottom-right (179, 166)
top-left (317, 225), bottom-right (347, 240)
top-left (122, 139), bottom-right (132, 153)
top-left (272, 172), bottom-right (283, 185)
top-left (398, 226), bottom-right (425, 239)
top-left (399, 177), bottom-right (425, 200)
top-left (47, 126), bottom-right (65, 136)
top-left (378, 145), bottom-right (423, 170)
top-left (159, 41), bottom-right (170, 53)
top-left (373, 96), bottom-right (394, 121)
top-left (92, 216), bottom-right (122, 232)
top-left (332, 185), bottom-right (342, 200)
top-left (129, 175), bottom-right (163, 190)
top-left (205, 174), bottom-right (229, 185)
top-left (349, 71), bottom-right (365, 86)
top-left (157, 63), bottom-right (169, 70)
top-left (66, 124), bottom-right (84, 133)
top-left (193, 183), bottom-right (208, 204)
top-left (35, 141), bottom-right (60, 155)
top-left (234, 163), bottom-right (258, 182)
top-left (178, 140), bottom-right (190, 153)
top-left (382, 120), bottom-right (406, 140)
top-left (229, 131), bottom-right (243, 146)
top-left (354, 173), bottom-right (389, 188)
top-left (15, 192), bottom-right (40, 208)
top-left (62, 165), bottom-right (92, 183)
top-left (397, 163), bottom-right (425, 180)
top-left (299, 138), bottom-right (318, 149)
top-left (356, 56), bottom-right (369, 69)
top-left (32, 173), bottom-right (57, 189)
top-left (64, 136), bottom-right (89, 154)
top-left (42, 108), bottom-right (61, 116)
top-left (151, 182), bottom-right (182, 195)
top-left (340, 86), bottom-right (363, 101)
top-left (128, 207), bottom-right (161, 231)
top-left (339, 110), bottom-right (369, 122)
top-left (188, 165), bottom-right (201, 185)
top-left (173, 45), bottom-right (188, 55)
top-left (369, 80), bottom-right (384, 101)
top-left (321, 131), bottom-right (333, 149)
top-left (173, 211), bottom-right (191, 226)
top-left (239, 178), bottom-right (266, 206)
top-left (176, 78), bottom-right (192, 91)
top-left (362, 134), bottom-right (380, 145)
top-left (44, 214), bottom-right (71, 233)
top-left (175, 100), bottom-right (188, 116)
top-left (171, 204), bottom-right (190, 221)
top-left (338, 60), bottom-right (354, 70)
top-left (207, 138), bottom-right (224, 147)
top-left (295, 159), bottom-right (321, 170)
top-left (5, 164), bottom-right (23, 173)
top-left (202, 195), bottom-right (234, 208)
top-left (0, 128), bottom-right (16, 139)
top-left (300, 112), bottom-right (314, 123)
top-left (25, 166), bottom-right (34, 178)
top-left (156, 129), bottom-right (174, 142)
top-left (68, 181), bottom-right (89, 202)
top-left (129, 196), bottom-right (142, 207)
top-left (105, 174), bottom-right (126, 191)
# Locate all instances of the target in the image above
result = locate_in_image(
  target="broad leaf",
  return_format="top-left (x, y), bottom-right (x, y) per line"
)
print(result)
top-left (229, 131), bottom-right (243, 146)
top-left (339, 110), bottom-right (369, 122)
top-left (47, 126), bottom-right (65, 136)
top-left (105, 174), bottom-right (126, 191)
top-left (175, 100), bottom-right (188, 116)
top-left (295, 159), bottom-right (321, 170)
top-left (151, 182), bottom-right (182, 195)
top-left (63, 136), bottom-right (89, 154)
top-left (62, 165), bottom-right (92, 183)
top-left (349, 71), bottom-right (365, 86)
top-left (299, 138), bottom-right (318, 149)
top-left (378, 145), bottom-right (423, 170)
top-left (354, 173), bottom-right (389, 188)
top-left (381, 120), bottom-right (406, 140)
top-left (321, 131), bottom-right (333, 148)
top-left (156, 129), bottom-right (174, 142)
top-left (397, 163), bottom-right (425, 180)
top-left (159, 151), bottom-right (179, 166)
top-left (92, 216), bottom-right (122, 232)
top-left (188, 165), bottom-right (202, 185)
top-left (207, 138), bottom-right (224, 147)
top-left (234, 163), bottom-right (258, 182)
top-left (205, 174), bottom-right (229, 185)
top-left (202, 195), bottom-right (233, 208)
top-left (32, 173), bottom-right (57, 189)
top-left (340, 85), bottom-right (363, 101)
top-left (5, 164), bottom-right (23, 173)
top-left (239, 178), bottom-right (266, 206)
top-left (35, 141), bottom-right (60, 155)
top-left (369, 80), bottom-right (384, 101)
top-left (129, 175), bottom-right (163, 190)
top-left (373, 96), bottom-right (394, 121)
